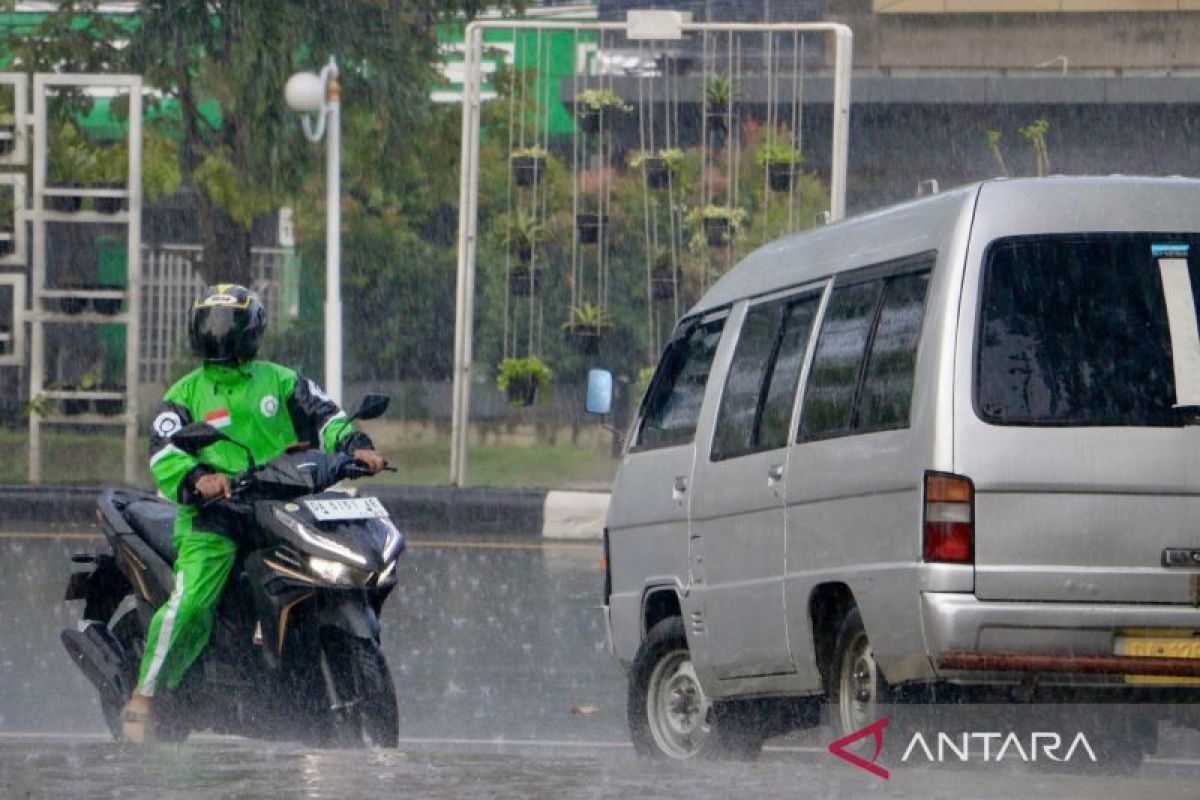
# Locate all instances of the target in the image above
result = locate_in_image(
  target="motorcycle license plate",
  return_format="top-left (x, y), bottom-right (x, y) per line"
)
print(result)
top-left (304, 496), bottom-right (388, 522)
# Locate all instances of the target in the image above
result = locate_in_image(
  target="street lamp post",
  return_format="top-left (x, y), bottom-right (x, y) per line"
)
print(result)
top-left (285, 58), bottom-right (343, 405)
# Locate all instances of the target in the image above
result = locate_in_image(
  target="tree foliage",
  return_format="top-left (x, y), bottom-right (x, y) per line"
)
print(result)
top-left (7, 0), bottom-right (513, 284)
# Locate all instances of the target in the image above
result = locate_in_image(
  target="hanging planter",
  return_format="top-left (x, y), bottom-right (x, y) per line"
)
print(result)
top-left (496, 356), bottom-right (553, 408)
top-left (0, 119), bottom-right (15, 157)
top-left (757, 142), bottom-right (804, 193)
top-left (92, 283), bottom-right (124, 315)
top-left (650, 267), bottom-right (676, 301)
top-left (576, 213), bottom-right (608, 245)
top-left (93, 183), bottom-right (126, 214)
top-left (47, 188), bottom-right (83, 213)
top-left (60, 387), bottom-right (91, 416)
top-left (576, 89), bottom-right (629, 135)
top-left (704, 75), bottom-right (735, 145)
top-left (688, 205), bottom-right (748, 248)
top-left (508, 266), bottom-right (542, 297)
top-left (509, 210), bottom-right (543, 262)
top-left (0, 233), bottom-right (13, 257)
top-left (0, 325), bottom-right (10, 355)
top-left (630, 148), bottom-right (684, 190)
top-left (58, 284), bottom-right (88, 314)
top-left (510, 148), bottom-right (547, 188)
top-left (562, 303), bottom-right (613, 355)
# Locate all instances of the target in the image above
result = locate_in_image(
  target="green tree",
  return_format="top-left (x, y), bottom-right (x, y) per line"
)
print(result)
top-left (9, 0), bottom-right (513, 285)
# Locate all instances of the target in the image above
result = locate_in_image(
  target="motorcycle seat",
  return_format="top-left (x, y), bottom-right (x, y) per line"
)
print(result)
top-left (124, 499), bottom-right (177, 563)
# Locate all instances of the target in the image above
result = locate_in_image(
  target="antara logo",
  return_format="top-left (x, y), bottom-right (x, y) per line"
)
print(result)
top-left (828, 718), bottom-right (1099, 778)
top-left (828, 718), bottom-right (890, 779)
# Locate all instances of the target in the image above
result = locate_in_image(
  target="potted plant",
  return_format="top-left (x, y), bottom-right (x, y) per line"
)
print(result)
top-left (576, 212), bottom-right (608, 245)
top-left (94, 378), bottom-right (124, 416)
top-left (496, 356), bottom-right (552, 407)
top-left (509, 209), bottom-right (544, 262)
top-left (705, 75), bottom-right (735, 141)
top-left (576, 88), bottom-right (629, 134)
top-left (562, 302), bottom-right (614, 355)
top-left (61, 372), bottom-right (96, 416)
top-left (47, 123), bottom-right (97, 212)
top-left (0, 111), bottom-right (16, 157)
top-left (92, 283), bottom-right (124, 315)
top-left (650, 250), bottom-right (676, 301)
top-left (756, 142), bottom-right (803, 192)
top-left (509, 265), bottom-right (542, 297)
top-left (0, 188), bottom-right (14, 256)
top-left (688, 205), bottom-right (748, 247)
top-left (93, 142), bottom-right (128, 214)
top-left (631, 147), bottom-right (684, 190)
top-left (510, 146), bottom-right (548, 188)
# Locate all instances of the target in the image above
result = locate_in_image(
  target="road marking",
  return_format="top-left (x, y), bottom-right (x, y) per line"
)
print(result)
top-left (0, 531), bottom-right (598, 551)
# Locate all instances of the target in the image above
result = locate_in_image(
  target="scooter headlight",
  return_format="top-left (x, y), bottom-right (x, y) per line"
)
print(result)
top-left (308, 555), bottom-right (368, 587)
top-left (272, 507), bottom-right (368, 567)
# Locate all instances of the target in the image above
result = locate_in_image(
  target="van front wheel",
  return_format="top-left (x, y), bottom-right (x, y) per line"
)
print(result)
top-left (628, 616), bottom-right (764, 760)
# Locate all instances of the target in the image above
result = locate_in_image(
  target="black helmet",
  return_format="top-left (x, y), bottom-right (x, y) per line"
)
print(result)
top-left (189, 284), bottom-right (266, 364)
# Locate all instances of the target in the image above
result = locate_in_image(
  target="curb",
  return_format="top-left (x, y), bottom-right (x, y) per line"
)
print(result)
top-left (0, 484), bottom-right (608, 541)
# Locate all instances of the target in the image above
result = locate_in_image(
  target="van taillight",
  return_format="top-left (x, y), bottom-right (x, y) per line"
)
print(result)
top-left (923, 472), bottom-right (974, 564)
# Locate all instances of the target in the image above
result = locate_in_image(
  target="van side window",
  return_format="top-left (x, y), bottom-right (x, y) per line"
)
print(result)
top-left (635, 317), bottom-right (726, 451)
top-left (800, 258), bottom-right (934, 441)
top-left (712, 295), bottom-right (820, 461)
top-left (858, 271), bottom-right (932, 430)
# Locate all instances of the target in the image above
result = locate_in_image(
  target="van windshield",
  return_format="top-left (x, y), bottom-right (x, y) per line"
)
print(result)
top-left (977, 233), bottom-right (1200, 427)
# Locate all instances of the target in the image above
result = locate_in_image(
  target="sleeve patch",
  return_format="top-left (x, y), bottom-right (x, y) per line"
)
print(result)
top-left (153, 411), bottom-right (183, 438)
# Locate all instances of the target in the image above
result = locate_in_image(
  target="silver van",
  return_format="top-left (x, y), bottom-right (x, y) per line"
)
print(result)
top-left (589, 176), bottom-right (1200, 760)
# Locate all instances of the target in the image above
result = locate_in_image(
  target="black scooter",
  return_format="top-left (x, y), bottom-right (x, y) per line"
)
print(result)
top-left (61, 393), bottom-right (405, 746)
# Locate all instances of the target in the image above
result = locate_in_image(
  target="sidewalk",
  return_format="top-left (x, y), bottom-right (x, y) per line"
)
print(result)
top-left (0, 484), bottom-right (609, 541)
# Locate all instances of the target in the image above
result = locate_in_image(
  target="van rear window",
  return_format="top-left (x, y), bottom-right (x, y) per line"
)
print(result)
top-left (976, 233), bottom-right (1200, 427)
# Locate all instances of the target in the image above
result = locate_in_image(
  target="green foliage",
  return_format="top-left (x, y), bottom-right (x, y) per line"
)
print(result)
top-left (496, 356), bottom-right (553, 392)
top-left (629, 147), bottom-right (685, 169)
top-left (563, 303), bottom-right (615, 331)
top-left (511, 146), bottom-right (548, 158)
top-left (47, 122), bottom-right (98, 185)
top-left (686, 204), bottom-right (749, 227)
top-left (576, 89), bottom-right (629, 114)
top-left (756, 141), bottom-right (803, 167)
top-left (193, 148), bottom-right (274, 227)
top-left (705, 75), bottom-right (737, 108)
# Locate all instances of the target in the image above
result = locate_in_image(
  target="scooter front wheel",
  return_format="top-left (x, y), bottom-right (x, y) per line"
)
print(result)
top-left (319, 630), bottom-right (399, 748)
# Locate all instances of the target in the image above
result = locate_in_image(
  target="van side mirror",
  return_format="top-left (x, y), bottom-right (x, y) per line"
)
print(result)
top-left (350, 393), bottom-right (390, 421)
top-left (585, 369), bottom-right (613, 416)
top-left (170, 422), bottom-right (228, 454)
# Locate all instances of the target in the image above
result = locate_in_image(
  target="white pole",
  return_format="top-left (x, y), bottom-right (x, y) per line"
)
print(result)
top-left (829, 27), bottom-right (852, 222)
top-left (450, 25), bottom-right (483, 487)
top-left (324, 62), bottom-right (343, 405)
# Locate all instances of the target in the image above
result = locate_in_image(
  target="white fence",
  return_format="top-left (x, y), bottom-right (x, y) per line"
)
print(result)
top-left (138, 244), bottom-right (287, 384)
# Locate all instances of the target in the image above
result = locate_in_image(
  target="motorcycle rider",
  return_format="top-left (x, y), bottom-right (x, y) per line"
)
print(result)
top-left (122, 284), bottom-right (387, 742)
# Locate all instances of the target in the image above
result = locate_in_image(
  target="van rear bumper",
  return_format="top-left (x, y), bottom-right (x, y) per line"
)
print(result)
top-left (922, 592), bottom-right (1200, 683)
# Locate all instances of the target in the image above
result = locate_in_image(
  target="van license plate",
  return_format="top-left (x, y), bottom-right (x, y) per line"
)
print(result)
top-left (305, 497), bottom-right (388, 522)
top-left (1115, 634), bottom-right (1200, 685)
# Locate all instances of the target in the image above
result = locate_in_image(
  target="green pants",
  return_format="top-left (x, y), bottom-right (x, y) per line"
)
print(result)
top-left (136, 522), bottom-right (237, 697)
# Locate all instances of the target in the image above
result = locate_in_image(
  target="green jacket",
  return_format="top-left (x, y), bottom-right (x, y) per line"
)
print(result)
top-left (149, 361), bottom-right (371, 507)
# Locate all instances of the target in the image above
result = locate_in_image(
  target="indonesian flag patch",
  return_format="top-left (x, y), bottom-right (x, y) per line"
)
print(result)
top-left (205, 408), bottom-right (232, 429)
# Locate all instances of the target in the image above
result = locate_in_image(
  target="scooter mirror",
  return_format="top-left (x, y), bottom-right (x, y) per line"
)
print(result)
top-left (170, 422), bottom-right (228, 454)
top-left (350, 393), bottom-right (390, 421)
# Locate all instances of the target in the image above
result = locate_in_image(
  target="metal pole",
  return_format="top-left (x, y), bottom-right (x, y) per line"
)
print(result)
top-left (829, 27), bottom-right (852, 221)
top-left (324, 62), bottom-right (343, 405)
top-left (450, 24), bottom-right (483, 487)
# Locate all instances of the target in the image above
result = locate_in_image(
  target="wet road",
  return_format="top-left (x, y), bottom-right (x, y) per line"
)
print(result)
top-left (2, 532), bottom-right (1199, 799)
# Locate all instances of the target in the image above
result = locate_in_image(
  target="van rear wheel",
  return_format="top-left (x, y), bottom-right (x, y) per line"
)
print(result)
top-left (628, 617), bottom-right (764, 760)
top-left (830, 606), bottom-right (889, 741)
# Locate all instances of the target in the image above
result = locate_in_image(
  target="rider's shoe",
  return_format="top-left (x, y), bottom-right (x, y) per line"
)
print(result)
top-left (121, 693), bottom-right (156, 743)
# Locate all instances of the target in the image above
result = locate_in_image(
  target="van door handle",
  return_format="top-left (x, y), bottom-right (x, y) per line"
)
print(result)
top-left (673, 475), bottom-right (689, 495)
top-left (767, 464), bottom-right (785, 483)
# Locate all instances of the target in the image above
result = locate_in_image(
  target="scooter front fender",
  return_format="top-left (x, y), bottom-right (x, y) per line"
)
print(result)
top-left (317, 593), bottom-right (380, 641)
